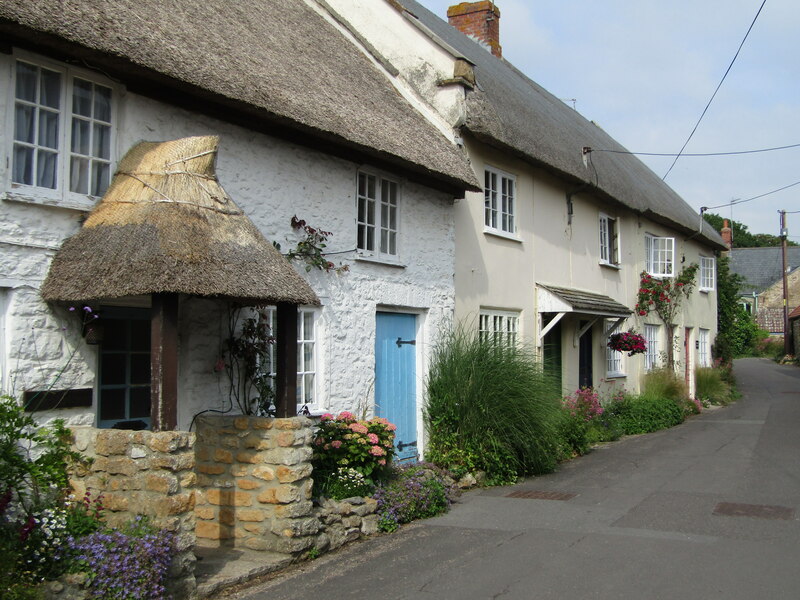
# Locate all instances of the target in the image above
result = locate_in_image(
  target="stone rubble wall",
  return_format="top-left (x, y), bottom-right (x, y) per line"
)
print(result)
top-left (312, 496), bottom-right (379, 553)
top-left (69, 428), bottom-right (197, 599)
top-left (193, 415), bottom-right (318, 554)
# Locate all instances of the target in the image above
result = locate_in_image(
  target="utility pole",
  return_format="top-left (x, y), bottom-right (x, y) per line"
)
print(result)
top-left (780, 210), bottom-right (790, 356)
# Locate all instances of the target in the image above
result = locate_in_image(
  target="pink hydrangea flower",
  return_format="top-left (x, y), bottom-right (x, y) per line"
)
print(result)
top-left (378, 459), bottom-right (386, 465)
top-left (367, 433), bottom-right (379, 444)
top-left (369, 445), bottom-right (386, 456)
top-left (320, 413), bottom-right (334, 421)
top-left (337, 411), bottom-right (356, 421)
top-left (348, 422), bottom-right (368, 434)
top-left (331, 440), bottom-right (342, 449)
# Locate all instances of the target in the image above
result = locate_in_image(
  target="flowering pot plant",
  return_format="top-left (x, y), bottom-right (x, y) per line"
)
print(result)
top-left (312, 412), bottom-right (396, 492)
top-left (607, 330), bottom-right (647, 356)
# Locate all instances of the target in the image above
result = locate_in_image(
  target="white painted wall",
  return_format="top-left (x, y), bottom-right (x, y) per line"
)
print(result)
top-left (0, 50), bottom-right (456, 451)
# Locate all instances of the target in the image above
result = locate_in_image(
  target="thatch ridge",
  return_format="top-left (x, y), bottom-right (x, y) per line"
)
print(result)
top-left (42, 136), bottom-right (320, 306)
top-left (0, 0), bottom-right (479, 192)
top-left (399, 0), bottom-right (726, 250)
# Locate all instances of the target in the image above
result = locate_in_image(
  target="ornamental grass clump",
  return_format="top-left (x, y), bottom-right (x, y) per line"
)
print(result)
top-left (695, 366), bottom-right (736, 405)
top-left (425, 324), bottom-right (563, 485)
top-left (373, 463), bottom-right (458, 533)
top-left (312, 412), bottom-right (396, 497)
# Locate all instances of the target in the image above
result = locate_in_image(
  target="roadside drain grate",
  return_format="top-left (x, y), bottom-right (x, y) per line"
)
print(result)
top-left (713, 502), bottom-right (795, 520)
top-left (505, 490), bottom-right (576, 501)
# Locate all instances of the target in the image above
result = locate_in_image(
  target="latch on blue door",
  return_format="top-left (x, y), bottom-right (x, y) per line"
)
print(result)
top-left (397, 440), bottom-right (417, 451)
top-left (396, 337), bottom-right (416, 347)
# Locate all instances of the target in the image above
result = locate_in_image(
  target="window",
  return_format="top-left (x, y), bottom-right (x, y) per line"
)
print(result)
top-left (479, 310), bottom-right (519, 345)
top-left (98, 308), bottom-right (151, 428)
top-left (698, 328), bottom-right (710, 367)
top-left (644, 324), bottom-right (660, 371)
top-left (259, 307), bottom-right (318, 409)
top-left (645, 234), bottom-right (674, 277)
top-left (484, 166), bottom-right (516, 235)
top-left (10, 57), bottom-right (113, 201)
top-left (605, 320), bottom-right (624, 376)
top-left (599, 213), bottom-right (619, 265)
top-left (700, 256), bottom-right (716, 291)
top-left (357, 171), bottom-right (399, 259)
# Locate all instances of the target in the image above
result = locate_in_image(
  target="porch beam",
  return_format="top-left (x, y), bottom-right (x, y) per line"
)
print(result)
top-left (151, 292), bottom-right (179, 431)
top-left (573, 317), bottom-right (599, 347)
top-left (275, 302), bottom-right (298, 418)
top-left (602, 317), bottom-right (627, 346)
top-left (538, 312), bottom-right (566, 342)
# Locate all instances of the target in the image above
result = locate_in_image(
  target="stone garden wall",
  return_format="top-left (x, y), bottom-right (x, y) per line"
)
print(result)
top-left (68, 428), bottom-right (197, 599)
top-left (193, 415), bottom-right (318, 554)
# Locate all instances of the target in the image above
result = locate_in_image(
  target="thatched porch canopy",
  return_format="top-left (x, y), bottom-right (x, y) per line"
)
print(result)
top-left (41, 135), bottom-right (318, 306)
top-left (42, 135), bottom-right (318, 429)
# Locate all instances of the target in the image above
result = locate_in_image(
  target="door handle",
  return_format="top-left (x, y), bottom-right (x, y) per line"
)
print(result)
top-left (396, 337), bottom-right (416, 347)
top-left (397, 440), bottom-right (417, 451)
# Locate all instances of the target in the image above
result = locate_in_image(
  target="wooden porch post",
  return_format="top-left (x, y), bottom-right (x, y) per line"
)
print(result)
top-left (275, 302), bottom-right (298, 418)
top-left (151, 292), bottom-right (179, 431)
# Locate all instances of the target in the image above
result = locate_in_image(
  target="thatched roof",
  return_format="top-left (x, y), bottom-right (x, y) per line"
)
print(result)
top-left (41, 136), bottom-right (320, 306)
top-left (0, 0), bottom-right (479, 193)
top-left (398, 1), bottom-right (726, 251)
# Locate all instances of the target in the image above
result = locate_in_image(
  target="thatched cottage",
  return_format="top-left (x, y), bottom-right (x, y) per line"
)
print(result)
top-left (325, 0), bottom-right (727, 396)
top-left (0, 0), bottom-right (479, 460)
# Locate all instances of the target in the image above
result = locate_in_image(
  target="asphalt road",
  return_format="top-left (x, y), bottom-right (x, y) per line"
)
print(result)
top-left (222, 358), bottom-right (800, 600)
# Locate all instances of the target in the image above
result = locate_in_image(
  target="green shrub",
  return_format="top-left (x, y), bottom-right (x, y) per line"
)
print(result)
top-left (373, 463), bottom-right (458, 532)
top-left (424, 324), bottom-right (563, 484)
top-left (642, 369), bottom-right (687, 402)
top-left (557, 409), bottom-right (589, 458)
top-left (695, 367), bottom-right (735, 405)
top-left (611, 393), bottom-right (685, 435)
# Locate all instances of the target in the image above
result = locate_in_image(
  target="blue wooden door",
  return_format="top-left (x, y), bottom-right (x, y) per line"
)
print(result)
top-left (375, 312), bottom-right (418, 461)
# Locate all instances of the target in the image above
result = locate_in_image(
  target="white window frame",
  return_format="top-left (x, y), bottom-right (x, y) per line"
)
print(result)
top-left (698, 328), bottom-right (710, 367)
top-left (699, 256), bottom-right (716, 291)
top-left (599, 213), bottom-right (620, 266)
top-left (644, 324), bottom-right (660, 371)
top-left (6, 51), bottom-right (116, 210)
top-left (605, 320), bottom-right (624, 377)
top-left (0, 289), bottom-right (7, 394)
top-left (484, 166), bottom-right (516, 237)
top-left (356, 170), bottom-right (400, 260)
top-left (479, 309), bottom-right (520, 346)
top-left (261, 306), bottom-right (319, 411)
top-left (645, 234), bottom-right (675, 277)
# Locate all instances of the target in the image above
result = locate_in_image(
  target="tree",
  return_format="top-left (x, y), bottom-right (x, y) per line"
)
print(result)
top-left (703, 212), bottom-right (797, 247)
top-left (713, 254), bottom-right (761, 360)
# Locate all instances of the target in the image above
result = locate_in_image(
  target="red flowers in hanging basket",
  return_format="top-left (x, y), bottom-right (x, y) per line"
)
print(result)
top-left (607, 330), bottom-right (647, 356)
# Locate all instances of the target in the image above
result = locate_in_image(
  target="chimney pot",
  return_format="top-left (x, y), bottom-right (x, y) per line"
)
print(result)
top-left (447, 2), bottom-right (502, 58)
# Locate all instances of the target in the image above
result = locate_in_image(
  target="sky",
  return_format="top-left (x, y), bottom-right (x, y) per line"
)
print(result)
top-left (417, 0), bottom-right (800, 242)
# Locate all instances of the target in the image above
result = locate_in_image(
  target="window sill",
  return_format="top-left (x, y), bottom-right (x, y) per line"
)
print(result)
top-left (483, 228), bottom-right (521, 243)
top-left (605, 372), bottom-right (627, 380)
top-left (599, 261), bottom-right (621, 270)
top-left (699, 288), bottom-right (714, 294)
top-left (4, 190), bottom-right (99, 212)
top-left (354, 254), bottom-right (406, 269)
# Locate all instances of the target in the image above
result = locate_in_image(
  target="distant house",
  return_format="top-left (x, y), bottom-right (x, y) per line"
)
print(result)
top-left (325, 0), bottom-right (726, 395)
top-left (728, 247), bottom-right (800, 334)
top-left (0, 0), bottom-right (478, 461)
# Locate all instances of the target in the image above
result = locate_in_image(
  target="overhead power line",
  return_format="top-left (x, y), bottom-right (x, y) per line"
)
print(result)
top-left (586, 141), bottom-right (800, 158)
top-left (701, 179), bottom-right (800, 211)
top-left (662, 0), bottom-right (768, 181)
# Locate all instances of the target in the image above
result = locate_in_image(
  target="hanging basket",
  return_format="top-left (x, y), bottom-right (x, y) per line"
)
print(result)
top-left (607, 330), bottom-right (647, 356)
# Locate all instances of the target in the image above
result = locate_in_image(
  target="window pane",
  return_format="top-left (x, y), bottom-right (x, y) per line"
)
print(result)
top-left (91, 161), bottom-right (110, 196)
top-left (70, 156), bottom-right (89, 194)
top-left (366, 226), bottom-right (374, 250)
top-left (303, 312), bottom-right (314, 339)
top-left (71, 118), bottom-right (90, 154)
top-left (380, 229), bottom-right (388, 254)
top-left (100, 388), bottom-right (126, 420)
top-left (389, 231), bottom-right (396, 255)
top-left (38, 110), bottom-right (59, 149)
top-left (303, 344), bottom-right (313, 371)
top-left (12, 145), bottom-right (33, 185)
top-left (303, 374), bottom-right (314, 402)
top-left (94, 85), bottom-right (112, 121)
top-left (72, 78), bottom-right (93, 117)
top-left (102, 319), bottom-right (128, 351)
top-left (15, 62), bottom-right (37, 102)
top-left (93, 123), bottom-right (111, 159)
top-left (367, 199), bottom-right (375, 224)
top-left (40, 69), bottom-right (61, 109)
top-left (101, 354), bottom-right (127, 385)
top-left (14, 104), bottom-right (34, 143)
top-left (37, 150), bottom-right (58, 189)
top-left (367, 175), bottom-right (375, 199)
top-left (129, 387), bottom-right (151, 419)
top-left (358, 172), bottom-right (366, 197)
top-left (130, 354), bottom-right (150, 385)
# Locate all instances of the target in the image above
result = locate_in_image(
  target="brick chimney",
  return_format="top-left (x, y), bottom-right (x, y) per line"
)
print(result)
top-left (447, 2), bottom-right (502, 58)
top-left (721, 219), bottom-right (733, 250)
